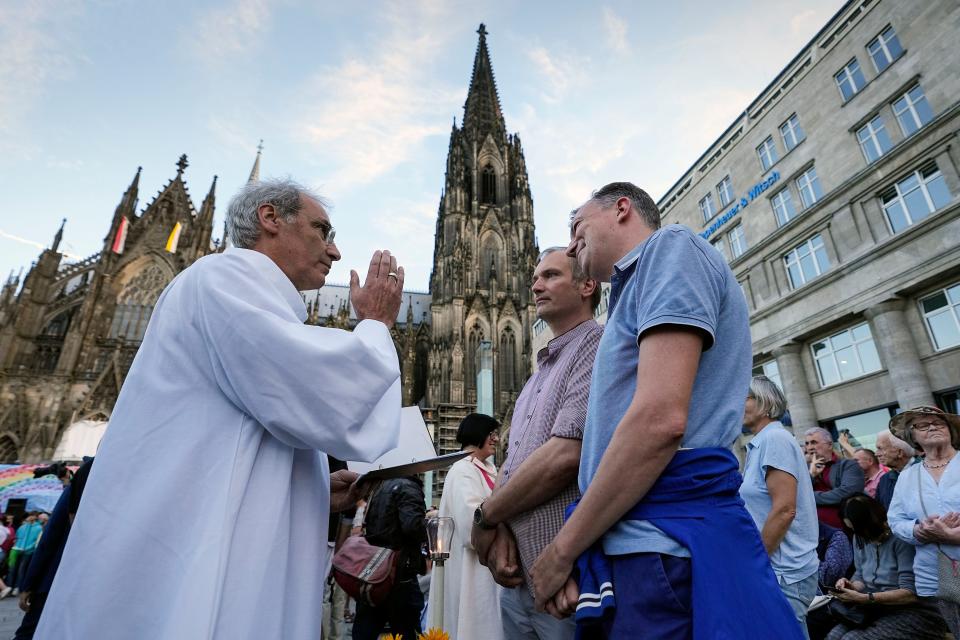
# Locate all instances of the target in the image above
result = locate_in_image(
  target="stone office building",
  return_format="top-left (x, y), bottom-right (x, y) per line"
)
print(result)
top-left (655, 0), bottom-right (960, 448)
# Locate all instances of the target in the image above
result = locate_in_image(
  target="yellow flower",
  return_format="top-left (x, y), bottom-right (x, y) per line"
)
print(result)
top-left (418, 629), bottom-right (450, 640)
top-left (383, 635), bottom-right (403, 640)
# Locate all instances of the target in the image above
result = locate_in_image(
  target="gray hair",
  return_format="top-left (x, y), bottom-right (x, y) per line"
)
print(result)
top-left (537, 246), bottom-right (602, 312)
top-left (748, 376), bottom-right (787, 420)
top-left (804, 427), bottom-right (835, 444)
top-left (876, 431), bottom-right (916, 457)
top-left (589, 182), bottom-right (661, 230)
top-left (225, 178), bottom-right (327, 249)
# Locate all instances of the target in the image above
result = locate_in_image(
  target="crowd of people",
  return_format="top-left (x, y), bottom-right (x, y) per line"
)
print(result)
top-left (10, 177), bottom-right (957, 639)
top-left (0, 511), bottom-right (45, 601)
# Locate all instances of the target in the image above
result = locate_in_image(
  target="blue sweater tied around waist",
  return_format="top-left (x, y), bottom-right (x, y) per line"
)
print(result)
top-left (568, 447), bottom-right (803, 640)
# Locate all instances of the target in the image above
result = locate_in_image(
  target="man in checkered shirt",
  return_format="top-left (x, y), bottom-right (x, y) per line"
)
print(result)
top-left (470, 246), bottom-right (603, 640)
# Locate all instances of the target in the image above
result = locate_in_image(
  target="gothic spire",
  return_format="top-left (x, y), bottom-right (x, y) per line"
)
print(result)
top-left (203, 175), bottom-right (218, 207)
top-left (52, 218), bottom-right (66, 252)
top-left (248, 140), bottom-right (263, 183)
top-left (198, 175), bottom-right (218, 250)
top-left (462, 24), bottom-right (505, 139)
top-left (176, 154), bottom-right (189, 177)
top-left (125, 167), bottom-right (142, 206)
top-left (218, 219), bottom-right (229, 253)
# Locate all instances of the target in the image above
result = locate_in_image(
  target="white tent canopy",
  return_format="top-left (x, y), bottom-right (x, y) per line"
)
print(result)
top-left (52, 419), bottom-right (108, 461)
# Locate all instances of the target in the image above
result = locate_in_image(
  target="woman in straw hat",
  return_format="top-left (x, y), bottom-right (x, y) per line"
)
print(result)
top-left (887, 405), bottom-right (960, 636)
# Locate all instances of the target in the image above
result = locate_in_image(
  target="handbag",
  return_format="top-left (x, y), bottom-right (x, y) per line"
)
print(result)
top-left (826, 598), bottom-right (868, 628)
top-left (331, 534), bottom-right (398, 607)
top-left (331, 484), bottom-right (399, 607)
top-left (917, 469), bottom-right (960, 604)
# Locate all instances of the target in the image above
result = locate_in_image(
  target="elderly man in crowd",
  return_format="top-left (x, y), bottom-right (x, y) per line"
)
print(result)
top-left (875, 431), bottom-right (917, 510)
top-left (805, 427), bottom-right (865, 529)
top-left (853, 448), bottom-right (887, 499)
top-left (470, 246), bottom-right (603, 640)
top-left (531, 183), bottom-right (802, 639)
top-left (37, 178), bottom-right (405, 639)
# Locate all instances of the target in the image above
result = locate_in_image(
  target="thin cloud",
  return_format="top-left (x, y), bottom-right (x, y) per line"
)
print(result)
top-left (526, 45), bottom-right (584, 103)
top-left (295, 2), bottom-right (462, 191)
top-left (0, 230), bottom-right (81, 260)
top-left (602, 7), bottom-right (629, 54)
top-left (0, 1), bottom-right (81, 153)
top-left (186, 0), bottom-right (272, 65)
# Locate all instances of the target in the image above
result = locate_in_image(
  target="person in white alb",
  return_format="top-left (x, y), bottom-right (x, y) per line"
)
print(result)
top-left (36, 178), bottom-right (405, 639)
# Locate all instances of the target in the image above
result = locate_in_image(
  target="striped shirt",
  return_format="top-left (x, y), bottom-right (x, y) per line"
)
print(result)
top-left (501, 319), bottom-right (602, 591)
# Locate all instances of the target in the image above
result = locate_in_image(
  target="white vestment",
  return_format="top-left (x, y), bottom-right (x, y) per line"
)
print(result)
top-left (426, 456), bottom-right (503, 640)
top-left (37, 248), bottom-right (401, 639)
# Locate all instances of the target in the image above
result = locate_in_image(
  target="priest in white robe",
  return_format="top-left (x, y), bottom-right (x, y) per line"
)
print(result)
top-left (37, 178), bottom-right (406, 639)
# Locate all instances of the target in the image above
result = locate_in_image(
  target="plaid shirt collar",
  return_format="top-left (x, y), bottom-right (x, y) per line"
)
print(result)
top-left (537, 319), bottom-right (599, 366)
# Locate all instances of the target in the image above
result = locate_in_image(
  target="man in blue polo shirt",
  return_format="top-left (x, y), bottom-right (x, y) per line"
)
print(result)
top-left (530, 182), bottom-right (801, 639)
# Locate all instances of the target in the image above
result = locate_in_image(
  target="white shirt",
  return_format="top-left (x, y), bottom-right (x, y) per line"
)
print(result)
top-left (37, 248), bottom-right (401, 639)
top-left (888, 457), bottom-right (960, 596)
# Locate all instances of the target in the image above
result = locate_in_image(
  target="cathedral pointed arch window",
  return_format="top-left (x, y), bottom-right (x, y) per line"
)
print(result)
top-left (109, 263), bottom-right (170, 341)
top-left (499, 327), bottom-right (516, 392)
top-left (466, 323), bottom-right (484, 397)
top-left (481, 164), bottom-right (497, 205)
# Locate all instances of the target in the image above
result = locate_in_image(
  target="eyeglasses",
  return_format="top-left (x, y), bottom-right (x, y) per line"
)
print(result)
top-left (804, 440), bottom-right (822, 446)
top-left (310, 218), bottom-right (336, 243)
top-left (911, 421), bottom-right (947, 432)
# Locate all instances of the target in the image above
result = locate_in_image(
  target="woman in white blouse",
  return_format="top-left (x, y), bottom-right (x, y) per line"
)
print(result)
top-left (426, 413), bottom-right (504, 640)
top-left (888, 405), bottom-right (960, 636)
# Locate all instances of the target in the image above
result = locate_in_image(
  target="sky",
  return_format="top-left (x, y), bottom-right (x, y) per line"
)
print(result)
top-left (0, 0), bottom-right (845, 292)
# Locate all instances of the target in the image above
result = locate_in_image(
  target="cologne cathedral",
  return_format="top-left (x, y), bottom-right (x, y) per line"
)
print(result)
top-left (0, 25), bottom-right (538, 472)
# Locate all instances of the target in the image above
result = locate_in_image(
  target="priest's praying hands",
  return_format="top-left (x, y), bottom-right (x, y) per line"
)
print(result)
top-left (350, 249), bottom-right (405, 329)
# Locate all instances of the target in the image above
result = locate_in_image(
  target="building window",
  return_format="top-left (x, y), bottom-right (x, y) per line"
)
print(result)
top-left (757, 136), bottom-right (778, 171)
top-left (779, 114), bottom-right (805, 151)
top-left (699, 193), bottom-right (717, 223)
top-left (784, 234), bottom-right (830, 289)
top-left (856, 115), bottom-right (893, 163)
top-left (752, 360), bottom-right (782, 391)
top-left (867, 25), bottom-right (903, 73)
top-left (796, 167), bottom-right (823, 209)
top-left (880, 161), bottom-right (952, 233)
top-left (920, 283), bottom-right (960, 351)
top-left (835, 58), bottom-right (866, 101)
top-left (728, 224), bottom-right (747, 259)
top-left (824, 407), bottom-right (897, 451)
top-left (717, 176), bottom-right (734, 207)
top-left (772, 188), bottom-right (797, 227)
top-left (711, 237), bottom-right (728, 262)
top-left (812, 322), bottom-right (882, 387)
top-left (892, 84), bottom-right (934, 137)
top-left (480, 164), bottom-right (496, 204)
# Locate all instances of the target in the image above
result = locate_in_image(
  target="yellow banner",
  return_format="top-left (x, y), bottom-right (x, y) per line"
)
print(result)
top-left (165, 222), bottom-right (182, 253)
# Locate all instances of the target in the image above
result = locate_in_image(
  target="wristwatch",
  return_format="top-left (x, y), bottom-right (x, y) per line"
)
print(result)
top-left (868, 592), bottom-right (875, 603)
top-left (473, 502), bottom-right (497, 530)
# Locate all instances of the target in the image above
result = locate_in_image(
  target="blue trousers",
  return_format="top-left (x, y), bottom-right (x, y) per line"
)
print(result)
top-left (601, 553), bottom-right (692, 640)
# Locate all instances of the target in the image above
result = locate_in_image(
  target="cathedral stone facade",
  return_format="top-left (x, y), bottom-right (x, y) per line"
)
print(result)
top-left (0, 25), bottom-right (537, 467)
top-left (0, 156), bottom-right (218, 461)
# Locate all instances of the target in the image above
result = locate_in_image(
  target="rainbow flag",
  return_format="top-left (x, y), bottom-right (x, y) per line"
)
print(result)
top-left (165, 222), bottom-right (182, 253)
top-left (111, 216), bottom-right (129, 254)
top-left (0, 464), bottom-right (74, 513)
